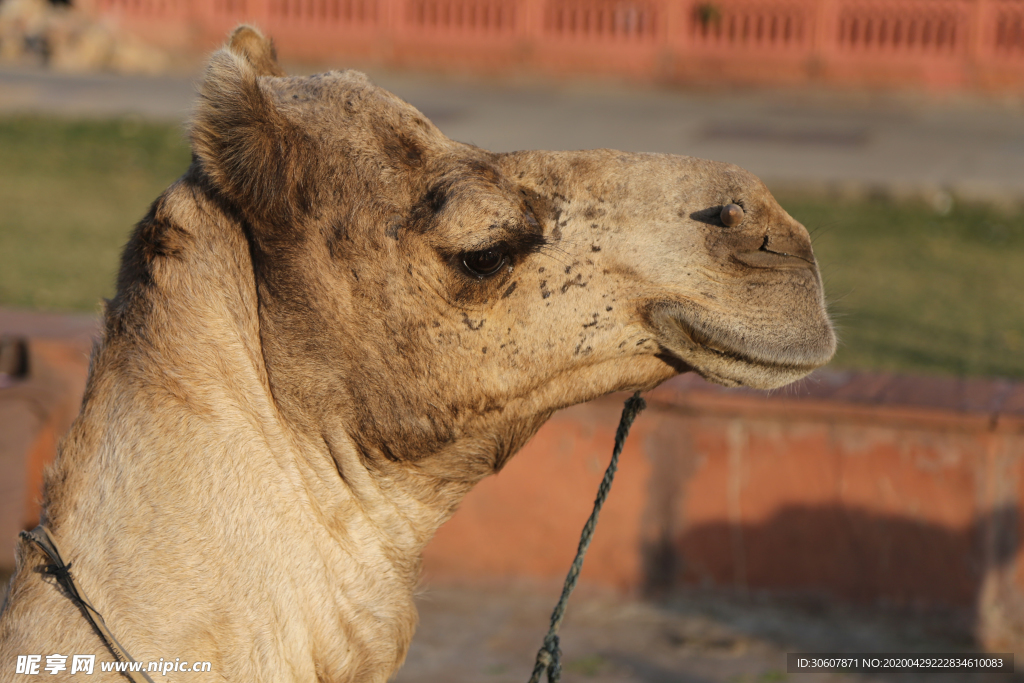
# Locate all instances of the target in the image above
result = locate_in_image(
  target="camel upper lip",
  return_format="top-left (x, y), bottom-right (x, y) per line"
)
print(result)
top-left (732, 247), bottom-right (814, 270)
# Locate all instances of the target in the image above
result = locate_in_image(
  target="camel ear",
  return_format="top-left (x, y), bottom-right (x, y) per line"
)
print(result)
top-left (228, 25), bottom-right (286, 77)
top-left (191, 28), bottom-right (295, 223)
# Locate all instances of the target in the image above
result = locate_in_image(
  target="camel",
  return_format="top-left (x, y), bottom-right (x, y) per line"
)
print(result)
top-left (0, 27), bottom-right (835, 682)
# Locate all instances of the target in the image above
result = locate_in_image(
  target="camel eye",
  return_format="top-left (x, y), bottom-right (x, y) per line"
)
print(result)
top-left (462, 248), bottom-right (507, 277)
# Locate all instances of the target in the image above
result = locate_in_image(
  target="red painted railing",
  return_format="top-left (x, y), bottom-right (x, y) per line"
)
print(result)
top-left (836, 1), bottom-right (968, 57)
top-left (79, 0), bottom-right (1024, 89)
top-left (687, 1), bottom-right (815, 53)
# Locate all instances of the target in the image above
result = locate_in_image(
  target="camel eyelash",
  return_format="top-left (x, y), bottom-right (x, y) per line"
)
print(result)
top-left (511, 232), bottom-right (550, 256)
top-left (443, 232), bottom-right (550, 281)
top-left (444, 232), bottom-right (549, 261)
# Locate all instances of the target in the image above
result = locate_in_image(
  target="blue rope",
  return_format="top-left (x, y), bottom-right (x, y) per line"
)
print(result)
top-left (527, 392), bottom-right (647, 683)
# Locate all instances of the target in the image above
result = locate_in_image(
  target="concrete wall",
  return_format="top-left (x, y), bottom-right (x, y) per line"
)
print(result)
top-left (0, 336), bottom-right (90, 562)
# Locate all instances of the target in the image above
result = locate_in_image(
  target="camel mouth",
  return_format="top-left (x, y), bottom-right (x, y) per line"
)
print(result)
top-left (648, 301), bottom-right (836, 389)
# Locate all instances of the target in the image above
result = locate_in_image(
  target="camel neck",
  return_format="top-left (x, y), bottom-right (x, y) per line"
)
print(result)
top-left (33, 184), bottom-right (429, 678)
top-left (319, 429), bottom-right (476, 558)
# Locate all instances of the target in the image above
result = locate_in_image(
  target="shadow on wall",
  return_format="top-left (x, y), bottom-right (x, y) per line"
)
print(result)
top-left (643, 503), bottom-right (1024, 652)
top-left (647, 503), bottom-right (1019, 606)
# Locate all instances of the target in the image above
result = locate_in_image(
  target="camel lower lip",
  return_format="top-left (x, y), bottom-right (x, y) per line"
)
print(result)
top-left (651, 303), bottom-right (826, 375)
top-left (662, 313), bottom-right (760, 365)
top-left (664, 314), bottom-right (737, 359)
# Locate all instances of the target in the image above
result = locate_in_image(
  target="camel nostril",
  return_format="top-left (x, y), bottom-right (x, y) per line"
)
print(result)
top-left (720, 203), bottom-right (744, 227)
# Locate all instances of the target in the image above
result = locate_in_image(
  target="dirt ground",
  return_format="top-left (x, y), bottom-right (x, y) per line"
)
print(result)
top-left (396, 584), bottom-right (1020, 683)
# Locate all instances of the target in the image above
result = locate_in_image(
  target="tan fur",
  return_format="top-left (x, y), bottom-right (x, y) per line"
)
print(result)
top-left (0, 26), bottom-right (835, 682)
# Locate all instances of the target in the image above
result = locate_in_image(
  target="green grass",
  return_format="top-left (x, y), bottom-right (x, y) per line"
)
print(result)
top-left (0, 115), bottom-right (191, 311)
top-left (1, 115), bottom-right (1022, 378)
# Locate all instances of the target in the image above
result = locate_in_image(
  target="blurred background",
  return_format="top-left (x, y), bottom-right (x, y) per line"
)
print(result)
top-left (1, 0), bottom-right (1023, 681)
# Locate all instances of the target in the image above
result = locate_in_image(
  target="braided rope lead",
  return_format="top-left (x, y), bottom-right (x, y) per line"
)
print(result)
top-left (527, 392), bottom-right (647, 683)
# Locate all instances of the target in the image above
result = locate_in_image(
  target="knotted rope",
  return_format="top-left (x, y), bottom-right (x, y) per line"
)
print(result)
top-left (20, 526), bottom-right (156, 683)
top-left (527, 392), bottom-right (647, 683)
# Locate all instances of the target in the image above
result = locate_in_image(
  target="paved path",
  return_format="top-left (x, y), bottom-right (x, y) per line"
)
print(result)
top-left (396, 585), bottom-right (1015, 683)
top-left (2, 65), bottom-right (1023, 204)
top-left (0, 307), bottom-right (98, 345)
top-left (0, 67), bottom-right (196, 122)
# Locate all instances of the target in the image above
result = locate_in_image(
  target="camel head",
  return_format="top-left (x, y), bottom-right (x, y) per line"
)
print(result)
top-left (190, 28), bottom-right (835, 478)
